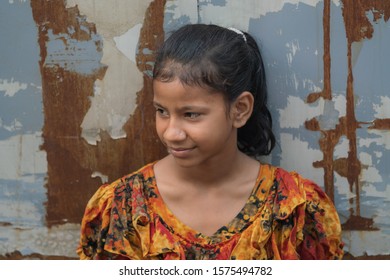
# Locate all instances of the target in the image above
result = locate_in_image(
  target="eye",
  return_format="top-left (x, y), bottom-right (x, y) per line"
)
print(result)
top-left (184, 112), bottom-right (201, 119)
top-left (155, 107), bottom-right (169, 117)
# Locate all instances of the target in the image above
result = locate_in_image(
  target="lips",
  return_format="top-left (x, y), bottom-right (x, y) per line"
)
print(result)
top-left (167, 146), bottom-right (195, 158)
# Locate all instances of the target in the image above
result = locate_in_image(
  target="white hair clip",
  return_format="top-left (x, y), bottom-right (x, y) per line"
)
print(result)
top-left (228, 27), bottom-right (247, 43)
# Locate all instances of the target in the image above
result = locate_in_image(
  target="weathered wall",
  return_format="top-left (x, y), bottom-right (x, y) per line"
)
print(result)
top-left (0, 0), bottom-right (389, 259)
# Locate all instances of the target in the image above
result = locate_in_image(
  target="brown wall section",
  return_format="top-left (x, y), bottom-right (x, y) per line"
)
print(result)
top-left (31, 0), bottom-right (166, 226)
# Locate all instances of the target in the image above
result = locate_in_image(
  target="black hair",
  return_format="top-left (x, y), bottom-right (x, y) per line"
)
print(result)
top-left (153, 24), bottom-right (275, 157)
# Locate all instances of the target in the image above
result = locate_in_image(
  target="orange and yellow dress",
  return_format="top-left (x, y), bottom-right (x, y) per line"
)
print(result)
top-left (77, 162), bottom-right (343, 260)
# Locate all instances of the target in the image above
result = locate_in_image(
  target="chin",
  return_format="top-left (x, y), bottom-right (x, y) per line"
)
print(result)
top-left (171, 157), bottom-right (199, 169)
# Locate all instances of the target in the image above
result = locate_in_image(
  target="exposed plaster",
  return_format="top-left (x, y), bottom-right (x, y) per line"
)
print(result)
top-left (199, 0), bottom-right (341, 30)
top-left (165, 0), bottom-right (198, 25)
top-left (68, 0), bottom-right (152, 143)
top-left (91, 171), bottom-right (108, 184)
top-left (0, 118), bottom-right (23, 132)
top-left (114, 24), bottom-right (143, 63)
top-left (44, 29), bottom-right (103, 75)
top-left (279, 132), bottom-right (323, 185)
top-left (0, 78), bottom-right (27, 97)
top-left (373, 96), bottom-right (390, 119)
top-left (0, 223), bottom-right (79, 258)
top-left (8, 0), bottom-right (27, 4)
top-left (279, 94), bottom-right (346, 130)
top-left (359, 152), bottom-right (383, 183)
top-left (279, 95), bottom-right (324, 129)
top-left (0, 132), bottom-right (47, 181)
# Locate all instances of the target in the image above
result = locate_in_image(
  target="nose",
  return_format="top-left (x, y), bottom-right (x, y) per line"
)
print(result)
top-left (163, 118), bottom-right (186, 142)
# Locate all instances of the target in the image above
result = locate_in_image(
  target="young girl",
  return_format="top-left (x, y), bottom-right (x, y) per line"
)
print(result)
top-left (77, 24), bottom-right (344, 260)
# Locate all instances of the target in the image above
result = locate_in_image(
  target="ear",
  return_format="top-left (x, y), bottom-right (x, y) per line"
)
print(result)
top-left (230, 91), bottom-right (254, 128)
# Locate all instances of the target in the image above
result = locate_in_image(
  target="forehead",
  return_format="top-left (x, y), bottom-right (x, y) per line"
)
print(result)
top-left (153, 79), bottom-right (225, 106)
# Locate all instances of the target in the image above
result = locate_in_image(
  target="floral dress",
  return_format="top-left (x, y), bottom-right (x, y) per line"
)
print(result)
top-left (77, 162), bottom-right (344, 260)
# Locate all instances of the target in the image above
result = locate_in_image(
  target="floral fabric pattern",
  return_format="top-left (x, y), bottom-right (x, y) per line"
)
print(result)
top-left (77, 162), bottom-right (343, 260)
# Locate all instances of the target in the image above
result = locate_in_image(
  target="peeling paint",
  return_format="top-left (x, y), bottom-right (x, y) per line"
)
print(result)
top-left (164, 0), bottom-right (198, 28)
top-left (73, 0), bottom-right (151, 142)
top-left (0, 119), bottom-right (23, 132)
top-left (373, 96), bottom-right (390, 119)
top-left (0, 223), bottom-right (80, 258)
top-left (31, 0), bottom-right (167, 226)
top-left (44, 29), bottom-right (103, 75)
top-left (280, 95), bottom-right (325, 129)
top-left (0, 133), bottom-right (47, 181)
top-left (91, 171), bottom-right (108, 184)
top-left (0, 78), bottom-right (28, 97)
top-left (279, 133), bottom-right (324, 185)
top-left (302, 0), bottom-right (390, 235)
top-left (199, 0), bottom-right (341, 30)
top-left (114, 24), bottom-right (143, 63)
top-left (2, 0), bottom-right (390, 260)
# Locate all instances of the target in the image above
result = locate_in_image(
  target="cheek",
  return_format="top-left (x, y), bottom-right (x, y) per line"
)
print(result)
top-left (190, 121), bottom-right (228, 143)
top-left (155, 118), bottom-right (165, 139)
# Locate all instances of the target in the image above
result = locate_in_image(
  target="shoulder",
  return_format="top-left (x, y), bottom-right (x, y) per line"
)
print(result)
top-left (262, 164), bottom-right (333, 218)
top-left (92, 162), bottom-right (156, 200)
top-left (261, 163), bottom-right (325, 200)
top-left (77, 162), bottom-right (157, 259)
top-left (260, 164), bottom-right (343, 259)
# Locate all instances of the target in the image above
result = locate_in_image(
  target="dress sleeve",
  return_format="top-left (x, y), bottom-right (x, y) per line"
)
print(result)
top-left (269, 169), bottom-right (344, 259)
top-left (77, 182), bottom-right (118, 260)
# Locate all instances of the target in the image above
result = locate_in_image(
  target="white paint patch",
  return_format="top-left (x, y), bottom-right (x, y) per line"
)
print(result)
top-left (114, 24), bottom-right (143, 63)
top-left (0, 200), bottom-right (41, 224)
top-left (68, 0), bottom-right (152, 144)
top-left (373, 96), bottom-right (390, 119)
top-left (358, 135), bottom-right (381, 149)
top-left (334, 173), bottom-right (356, 199)
top-left (280, 93), bottom-right (346, 130)
top-left (80, 42), bottom-right (142, 142)
top-left (8, 0), bottom-right (28, 4)
top-left (343, 229), bottom-right (390, 257)
top-left (279, 132), bottom-right (323, 185)
top-left (362, 184), bottom-right (390, 200)
top-left (66, 0), bottom-right (153, 36)
top-left (199, 0), bottom-right (341, 31)
top-left (0, 78), bottom-right (27, 97)
top-left (279, 95), bottom-right (323, 128)
top-left (166, 0), bottom-right (198, 24)
top-left (0, 118), bottom-right (23, 132)
top-left (366, 129), bottom-right (390, 150)
top-left (0, 132), bottom-right (47, 182)
top-left (286, 39), bottom-right (300, 66)
top-left (334, 136), bottom-right (349, 158)
top-left (374, 151), bottom-right (383, 158)
top-left (333, 92), bottom-right (347, 117)
top-left (91, 171), bottom-right (108, 184)
top-left (359, 152), bottom-right (382, 183)
top-left (302, 78), bottom-right (322, 93)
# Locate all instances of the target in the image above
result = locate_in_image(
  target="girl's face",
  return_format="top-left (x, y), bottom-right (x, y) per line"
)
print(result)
top-left (153, 79), bottom-right (238, 168)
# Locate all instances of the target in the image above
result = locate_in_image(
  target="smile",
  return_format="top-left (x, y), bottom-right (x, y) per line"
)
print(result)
top-left (168, 147), bottom-right (195, 158)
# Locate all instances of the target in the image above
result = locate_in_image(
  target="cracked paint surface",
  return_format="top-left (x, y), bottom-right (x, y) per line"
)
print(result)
top-left (1, 0), bottom-right (389, 259)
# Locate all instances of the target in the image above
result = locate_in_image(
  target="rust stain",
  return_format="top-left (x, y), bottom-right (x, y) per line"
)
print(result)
top-left (0, 250), bottom-right (76, 260)
top-left (31, 0), bottom-right (166, 226)
top-left (368, 118), bottom-right (390, 130)
top-left (306, 0), bottom-right (332, 103)
top-left (306, 0), bottom-right (390, 231)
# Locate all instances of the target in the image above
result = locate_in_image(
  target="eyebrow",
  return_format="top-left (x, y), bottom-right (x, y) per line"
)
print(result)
top-left (152, 101), bottom-right (164, 108)
top-left (152, 101), bottom-right (208, 112)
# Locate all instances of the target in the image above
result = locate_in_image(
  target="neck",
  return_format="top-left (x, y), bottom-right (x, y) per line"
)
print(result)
top-left (170, 149), bottom-right (247, 187)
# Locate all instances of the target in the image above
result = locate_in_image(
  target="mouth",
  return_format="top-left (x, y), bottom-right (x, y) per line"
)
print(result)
top-left (167, 146), bottom-right (195, 158)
